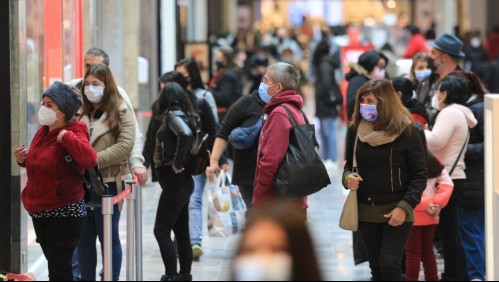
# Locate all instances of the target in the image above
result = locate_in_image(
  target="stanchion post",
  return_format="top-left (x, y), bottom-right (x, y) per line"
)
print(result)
top-left (135, 181), bottom-right (143, 281)
top-left (102, 195), bottom-right (114, 282)
top-left (126, 180), bottom-right (136, 281)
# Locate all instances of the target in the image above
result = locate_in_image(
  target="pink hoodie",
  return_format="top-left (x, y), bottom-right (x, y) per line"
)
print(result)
top-left (425, 104), bottom-right (478, 179)
top-left (414, 169), bottom-right (454, 226)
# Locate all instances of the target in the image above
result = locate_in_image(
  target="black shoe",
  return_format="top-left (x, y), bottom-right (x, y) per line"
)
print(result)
top-left (160, 273), bottom-right (179, 281)
top-left (178, 274), bottom-right (192, 281)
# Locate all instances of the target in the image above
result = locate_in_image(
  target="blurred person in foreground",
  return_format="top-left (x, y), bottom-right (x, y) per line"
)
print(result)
top-left (232, 203), bottom-right (322, 281)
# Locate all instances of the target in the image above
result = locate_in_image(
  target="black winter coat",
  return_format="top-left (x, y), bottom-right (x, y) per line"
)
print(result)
top-left (315, 55), bottom-right (342, 119)
top-left (211, 68), bottom-right (243, 121)
top-left (343, 125), bottom-right (427, 208)
top-left (153, 107), bottom-right (194, 169)
top-left (143, 92), bottom-right (219, 181)
top-left (462, 96), bottom-right (484, 209)
top-left (217, 92), bottom-right (266, 187)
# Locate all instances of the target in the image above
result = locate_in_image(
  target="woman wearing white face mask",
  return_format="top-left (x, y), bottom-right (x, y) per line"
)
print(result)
top-left (13, 82), bottom-right (97, 281)
top-left (232, 203), bottom-right (322, 281)
top-left (424, 75), bottom-right (478, 281)
top-left (77, 64), bottom-right (136, 281)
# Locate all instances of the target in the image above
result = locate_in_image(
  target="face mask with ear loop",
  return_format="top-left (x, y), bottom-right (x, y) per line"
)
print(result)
top-left (38, 106), bottom-right (63, 126)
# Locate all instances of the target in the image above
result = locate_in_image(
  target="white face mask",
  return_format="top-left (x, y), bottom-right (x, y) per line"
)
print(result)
top-left (431, 93), bottom-right (443, 110)
top-left (371, 67), bottom-right (386, 80)
top-left (38, 106), bottom-right (62, 126)
top-left (84, 85), bottom-right (105, 103)
top-left (233, 253), bottom-right (292, 281)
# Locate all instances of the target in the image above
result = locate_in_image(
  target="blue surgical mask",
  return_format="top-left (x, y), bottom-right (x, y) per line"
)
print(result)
top-left (360, 104), bottom-right (379, 122)
top-left (415, 69), bottom-right (432, 82)
top-left (258, 82), bottom-right (276, 104)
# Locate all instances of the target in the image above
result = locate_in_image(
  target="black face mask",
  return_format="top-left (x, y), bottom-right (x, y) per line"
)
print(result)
top-left (215, 60), bottom-right (225, 69)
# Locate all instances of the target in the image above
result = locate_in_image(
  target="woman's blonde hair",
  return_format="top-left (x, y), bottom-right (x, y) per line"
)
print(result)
top-left (80, 64), bottom-right (123, 135)
top-left (351, 79), bottom-right (413, 136)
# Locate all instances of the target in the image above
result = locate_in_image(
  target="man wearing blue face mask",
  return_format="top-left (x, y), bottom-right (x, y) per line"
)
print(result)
top-left (253, 62), bottom-right (309, 215)
top-left (415, 33), bottom-right (465, 126)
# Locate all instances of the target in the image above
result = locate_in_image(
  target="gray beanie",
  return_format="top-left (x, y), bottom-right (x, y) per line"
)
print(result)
top-left (42, 81), bottom-right (83, 118)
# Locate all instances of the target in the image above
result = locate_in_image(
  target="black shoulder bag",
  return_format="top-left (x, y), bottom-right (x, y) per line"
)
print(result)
top-left (274, 105), bottom-right (331, 199)
top-left (449, 129), bottom-right (471, 177)
top-left (65, 153), bottom-right (107, 208)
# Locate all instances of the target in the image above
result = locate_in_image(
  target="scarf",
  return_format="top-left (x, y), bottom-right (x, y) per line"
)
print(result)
top-left (357, 119), bottom-right (409, 147)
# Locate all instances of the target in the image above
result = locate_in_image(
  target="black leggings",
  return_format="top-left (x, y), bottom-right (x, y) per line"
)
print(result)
top-left (438, 179), bottom-right (465, 281)
top-left (154, 167), bottom-right (194, 275)
top-left (359, 221), bottom-right (413, 281)
top-left (33, 217), bottom-right (84, 281)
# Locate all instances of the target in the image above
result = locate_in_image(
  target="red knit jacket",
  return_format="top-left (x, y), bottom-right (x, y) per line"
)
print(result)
top-left (253, 90), bottom-right (308, 209)
top-left (21, 120), bottom-right (97, 213)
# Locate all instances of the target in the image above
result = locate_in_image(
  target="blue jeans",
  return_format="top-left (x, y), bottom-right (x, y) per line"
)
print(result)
top-left (319, 118), bottom-right (338, 161)
top-left (78, 182), bottom-right (122, 281)
top-left (189, 174), bottom-right (206, 246)
top-left (458, 208), bottom-right (485, 281)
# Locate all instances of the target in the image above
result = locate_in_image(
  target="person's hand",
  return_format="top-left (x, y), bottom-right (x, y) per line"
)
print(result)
top-left (221, 164), bottom-right (230, 172)
top-left (384, 207), bottom-right (407, 227)
top-left (172, 165), bottom-right (185, 174)
top-left (206, 165), bottom-right (221, 182)
top-left (13, 145), bottom-right (28, 164)
top-left (57, 129), bottom-right (68, 143)
top-left (132, 167), bottom-right (148, 185)
top-left (347, 173), bottom-right (363, 190)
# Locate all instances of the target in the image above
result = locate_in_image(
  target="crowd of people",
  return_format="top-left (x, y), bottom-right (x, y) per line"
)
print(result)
top-left (12, 18), bottom-right (495, 282)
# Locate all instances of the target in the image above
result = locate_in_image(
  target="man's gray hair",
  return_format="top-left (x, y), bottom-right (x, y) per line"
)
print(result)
top-left (268, 62), bottom-right (301, 90)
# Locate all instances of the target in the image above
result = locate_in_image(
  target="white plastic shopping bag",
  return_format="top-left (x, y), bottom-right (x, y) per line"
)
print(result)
top-left (207, 171), bottom-right (247, 237)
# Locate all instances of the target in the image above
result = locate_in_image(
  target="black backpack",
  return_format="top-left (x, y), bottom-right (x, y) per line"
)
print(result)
top-left (274, 105), bottom-right (331, 199)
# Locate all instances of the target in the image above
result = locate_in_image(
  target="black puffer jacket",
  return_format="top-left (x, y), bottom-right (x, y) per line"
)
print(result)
top-left (462, 96), bottom-right (484, 209)
top-left (153, 107), bottom-right (194, 170)
top-left (343, 125), bottom-right (427, 209)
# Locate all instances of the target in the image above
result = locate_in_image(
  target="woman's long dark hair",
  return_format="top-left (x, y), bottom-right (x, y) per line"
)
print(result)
top-left (175, 59), bottom-right (205, 90)
top-left (234, 203), bottom-right (322, 281)
top-left (156, 82), bottom-right (197, 119)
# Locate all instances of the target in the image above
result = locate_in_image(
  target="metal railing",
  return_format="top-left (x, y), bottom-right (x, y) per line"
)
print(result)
top-left (102, 178), bottom-right (143, 281)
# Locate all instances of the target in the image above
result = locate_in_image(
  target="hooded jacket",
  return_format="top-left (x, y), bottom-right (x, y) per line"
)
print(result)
top-left (414, 170), bottom-right (454, 226)
top-left (425, 104), bottom-right (478, 179)
top-left (253, 90), bottom-right (307, 209)
top-left (21, 120), bottom-right (97, 213)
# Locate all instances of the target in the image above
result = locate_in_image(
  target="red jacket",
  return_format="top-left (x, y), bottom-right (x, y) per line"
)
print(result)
top-left (414, 169), bottom-right (454, 226)
top-left (403, 34), bottom-right (429, 59)
top-left (21, 120), bottom-right (97, 213)
top-left (253, 90), bottom-right (308, 209)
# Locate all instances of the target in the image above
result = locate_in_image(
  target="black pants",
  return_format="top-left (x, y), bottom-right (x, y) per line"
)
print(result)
top-left (32, 217), bottom-right (84, 281)
top-left (154, 166), bottom-right (194, 275)
top-left (438, 179), bottom-right (465, 281)
top-left (359, 221), bottom-right (413, 281)
top-left (239, 185), bottom-right (254, 208)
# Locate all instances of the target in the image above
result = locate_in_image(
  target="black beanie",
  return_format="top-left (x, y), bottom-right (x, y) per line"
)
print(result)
top-left (358, 50), bottom-right (389, 74)
top-left (42, 81), bottom-right (83, 118)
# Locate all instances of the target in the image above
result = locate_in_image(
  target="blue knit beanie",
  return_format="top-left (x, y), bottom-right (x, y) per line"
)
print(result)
top-left (42, 81), bottom-right (83, 118)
